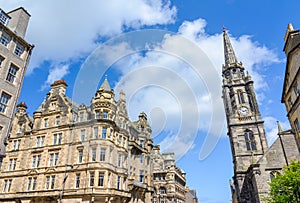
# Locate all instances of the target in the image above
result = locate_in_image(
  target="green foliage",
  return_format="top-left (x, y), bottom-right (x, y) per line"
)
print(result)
top-left (266, 160), bottom-right (300, 203)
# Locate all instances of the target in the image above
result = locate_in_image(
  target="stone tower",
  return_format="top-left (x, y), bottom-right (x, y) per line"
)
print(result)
top-left (221, 28), bottom-right (268, 202)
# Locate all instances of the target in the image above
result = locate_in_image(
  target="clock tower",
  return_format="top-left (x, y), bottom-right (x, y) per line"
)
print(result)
top-left (221, 28), bottom-right (268, 202)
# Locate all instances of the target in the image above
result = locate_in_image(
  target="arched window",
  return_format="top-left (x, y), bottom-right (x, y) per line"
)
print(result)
top-left (244, 129), bottom-right (256, 151)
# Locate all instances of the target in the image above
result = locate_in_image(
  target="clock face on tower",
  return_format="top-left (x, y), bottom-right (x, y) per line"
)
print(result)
top-left (238, 106), bottom-right (249, 116)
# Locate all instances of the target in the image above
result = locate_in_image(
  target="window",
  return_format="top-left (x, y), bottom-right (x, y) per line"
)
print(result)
top-left (2, 179), bottom-right (12, 193)
top-left (80, 129), bottom-right (85, 141)
top-left (90, 172), bottom-right (95, 187)
top-left (294, 83), bottom-right (300, 97)
top-left (78, 149), bottom-right (83, 163)
top-left (0, 56), bottom-right (4, 67)
top-left (119, 136), bottom-right (122, 145)
top-left (75, 174), bottom-right (80, 188)
top-left (49, 152), bottom-right (59, 166)
top-left (13, 139), bottom-right (21, 150)
top-left (45, 176), bottom-right (50, 189)
top-left (93, 127), bottom-right (98, 139)
top-left (118, 154), bottom-right (122, 167)
top-left (117, 176), bottom-right (121, 189)
top-left (27, 177), bottom-right (32, 191)
top-left (102, 127), bottom-right (107, 139)
top-left (160, 187), bottom-right (166, 194)
top-left (53, 133), bottom-right (62, 145)
top-left (294, 119), bottom-right (300, 132)
top-left (32, 177), bottom-right (37, 190)
top-left (139, 140), bottom-right (143, 147)
top-left (91, 148), bottom-right (96, 161)
top-left (0, 92), bottom-right (10, 113)
top-left (36, 136), bottom-right (45, 147)
top-left (50, 175), bottom-right (55, 189)
top-left (44, 118), bottom-right (48, 128)
top-left (0, 31), bottom-right (11, 46)
top-left (139, 170), bottom-right (143, 183)
top-left (32, 155), bottom-right (41, 168)
top-left (14, 42), bottom-right (24, 57)
top-left (98, 172), bottom-right (104, 187)
top-left (103, 111), bottom-right (108, 119)
top-left (237, 90), bottom-right (245, 104)
top-left (100, 148), bottom-right (106, 162)
top-left (119, 119), bottom-right (123, 128)
top-left (79, 112), bottom-right (84, 122)
top-left (140, 155), bottom-right (143, 164)
top-left (8, 158), bottom-right (16, 171)
top-left (6, 64), bottom-right (18, 83)
top-left (0, 11), bottom-right (9, 26)
top-left (244, 130), bottom-right (256, 151)
top-left (95, 111), bottom-right (100, 119)
top-left (55, 116), bottom-right (60, 126)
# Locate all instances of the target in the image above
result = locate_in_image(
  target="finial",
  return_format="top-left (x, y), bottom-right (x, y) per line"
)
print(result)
top-left (277, 121), bottom-right (283, 134)
top-left (222, 25), bottom-right (227, 33)
top-left (105, 74), bottom-right (108, 80)
top-left (287, 23), bottom-right (294, 32)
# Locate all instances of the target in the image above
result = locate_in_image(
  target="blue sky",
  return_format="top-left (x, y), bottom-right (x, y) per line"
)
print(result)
top-left (1, 1), bottom-right (300, 202)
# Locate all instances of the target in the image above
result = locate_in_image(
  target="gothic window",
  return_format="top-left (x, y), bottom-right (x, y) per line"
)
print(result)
top-left (244, 129), bottom-right (256, 151)
top-left (118, 154), bottom-right (122, 167)
top-left (229, 90), bottom-right (236, 111)
top-left (237, 90), bottom-right (245, 104)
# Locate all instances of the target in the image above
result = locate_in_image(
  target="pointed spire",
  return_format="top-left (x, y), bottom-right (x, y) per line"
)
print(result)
top-left (223, 27), bottom-right (239, 68)
top-left (99, 75), bottom-right (111, 91)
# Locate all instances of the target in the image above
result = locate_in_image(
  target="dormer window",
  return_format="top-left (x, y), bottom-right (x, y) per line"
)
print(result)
top-left (0, 10), bottom-right (10, 26)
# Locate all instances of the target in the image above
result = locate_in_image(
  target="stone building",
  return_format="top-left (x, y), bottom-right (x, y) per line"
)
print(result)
top-left (282, 23), bottom-right (300, 152)
top-left (152, 145), bottom-right (187, 203)
top-left (0, 7), bottom-right (34, 165)
top-left (0, 79), bottom-right (154, 203)
top-left (221, 28), bottom-right (300, 202)
top-left (0, 78), bottom-right (195, 203)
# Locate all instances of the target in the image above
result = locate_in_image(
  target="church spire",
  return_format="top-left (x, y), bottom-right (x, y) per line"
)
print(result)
top-left (99, 75), bottom-right (112, 91)
top-left (223, 27), bottom-right (239, 68)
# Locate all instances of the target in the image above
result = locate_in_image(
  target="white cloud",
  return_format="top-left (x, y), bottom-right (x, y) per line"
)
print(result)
top-left (264, 116), bottom-right (291, 145)
top-left (0, 0), bottom-right (176, 73)
top-left (41, 64), bottom-right (69, 90)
